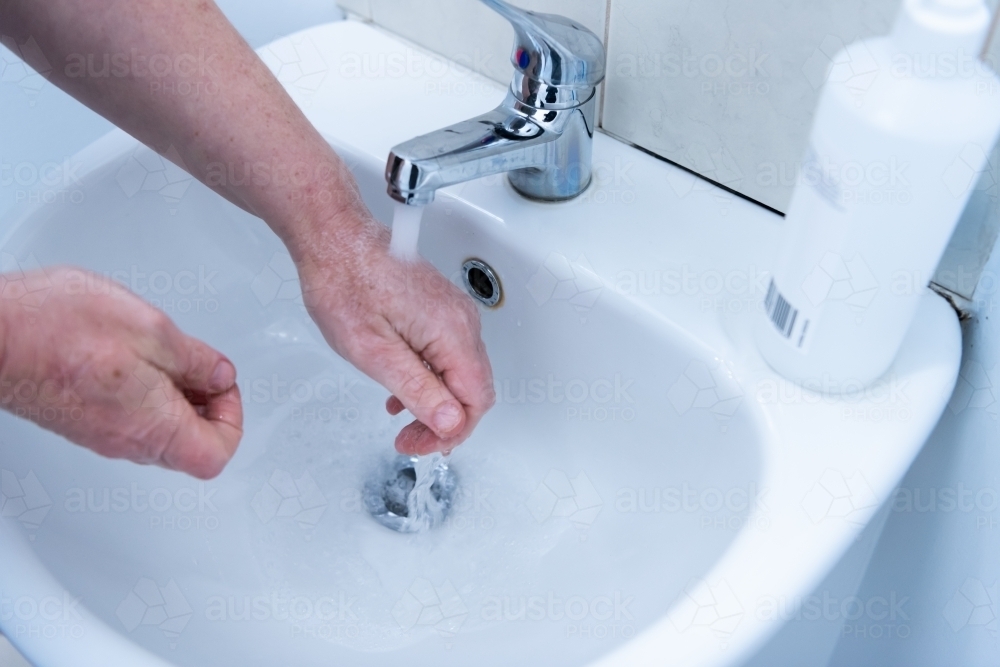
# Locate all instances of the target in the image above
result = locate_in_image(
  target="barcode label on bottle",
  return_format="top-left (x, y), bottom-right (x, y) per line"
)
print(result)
top-left (764, 278), bottom-right (810, 348)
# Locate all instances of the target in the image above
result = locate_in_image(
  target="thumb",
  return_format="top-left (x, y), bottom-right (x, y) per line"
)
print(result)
top-left (360, 335), bottom-right (467, 443)
top-left (157, 324), bottom-right (240, 396)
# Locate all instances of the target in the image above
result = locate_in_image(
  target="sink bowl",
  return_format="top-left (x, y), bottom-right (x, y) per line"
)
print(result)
top-left (0, 21), bottom-right (961, 667)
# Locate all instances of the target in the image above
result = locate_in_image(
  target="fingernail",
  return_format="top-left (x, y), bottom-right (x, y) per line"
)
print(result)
top-left (209, 360), bottom-right (236, 393)
top-left (432, 403), bottom-right (462, 435)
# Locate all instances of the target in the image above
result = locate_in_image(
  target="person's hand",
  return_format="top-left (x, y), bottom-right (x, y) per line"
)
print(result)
top-left (295, 214), bottom-right (495, 456)
top-left (0, 267), bottom-right (242, 479)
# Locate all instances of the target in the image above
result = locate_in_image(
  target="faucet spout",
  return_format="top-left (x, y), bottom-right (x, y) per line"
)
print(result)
top-left (385, 1), bottom-right (605, 206)
top-left (385, 90), bottom-right (596, 205)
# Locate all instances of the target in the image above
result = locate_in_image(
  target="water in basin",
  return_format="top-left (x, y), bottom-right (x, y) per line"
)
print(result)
top-left (0, 139), bottom-right (763, 666)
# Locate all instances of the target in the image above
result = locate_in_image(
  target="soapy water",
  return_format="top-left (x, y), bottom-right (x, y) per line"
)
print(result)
top-left (389, 202), bottom-right (424, 261)
top-left (363, 453), bottom-right (457, 532)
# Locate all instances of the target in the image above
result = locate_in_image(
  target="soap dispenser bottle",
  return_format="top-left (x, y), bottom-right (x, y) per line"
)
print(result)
top-left (756, 0), bottom-right (1000, 389)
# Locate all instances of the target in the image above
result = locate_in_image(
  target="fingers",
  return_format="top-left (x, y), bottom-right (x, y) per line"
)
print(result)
top-left (364, 327), bottom-right (468, 443)
top-left (368, 285), bottom-right (495, 456)
top-left (0, 266), bottom-right (245, 480)
top-left (155, 319), bottom-right (238, 395)
top-left (378, 313), bottom-right (494, 456)
top-left (386, 395), bottom-right (460, 456)
top-left (412, 302), bottom-right (495, 444)
top-left (395, 419), bottom-right (468, 456)
top-left (145, 314), bottom-right (244, 478)
top-left (158, 384), bottom-right (244, 479)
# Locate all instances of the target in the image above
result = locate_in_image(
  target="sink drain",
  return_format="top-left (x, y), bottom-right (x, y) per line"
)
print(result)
top-left (462, 259), bottom-right (502, 307)
top-left (363, 455), bottom-right (457, 533)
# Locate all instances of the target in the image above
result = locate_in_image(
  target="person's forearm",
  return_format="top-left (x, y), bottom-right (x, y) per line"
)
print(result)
top-left (0, 0), bottom-right (366, 259)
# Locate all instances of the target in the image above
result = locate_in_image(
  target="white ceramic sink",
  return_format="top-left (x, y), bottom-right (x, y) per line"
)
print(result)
top-left (0, 21), bottom-right (961, 667)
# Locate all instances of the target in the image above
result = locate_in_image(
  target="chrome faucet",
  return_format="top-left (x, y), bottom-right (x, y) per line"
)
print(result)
top-left (385, 0), bottom-right (606, 205)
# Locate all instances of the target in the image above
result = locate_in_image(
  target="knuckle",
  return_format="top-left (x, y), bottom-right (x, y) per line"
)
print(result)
top-left (184, 342), bottom-right (216, 379)
top-left (142, 306), bottom-right (172, 333)
top-left (483, 383), bottom-right (497, 408)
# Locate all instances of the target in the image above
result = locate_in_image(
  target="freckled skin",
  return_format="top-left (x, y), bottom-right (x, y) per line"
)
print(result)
top-left (0, 0), bottom-right (495, 477)
top-left (0, 268), bottom-right (243, 479)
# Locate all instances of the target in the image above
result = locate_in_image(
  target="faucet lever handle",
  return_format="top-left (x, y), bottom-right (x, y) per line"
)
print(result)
top-left (480, 0), bottom-right (605, 91)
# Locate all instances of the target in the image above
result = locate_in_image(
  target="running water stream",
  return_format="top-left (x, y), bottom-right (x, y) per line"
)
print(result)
top-left (389, 202), bottom-right (424, 260)
top-left (369, 203), bottom-right (455, 531)
top-left (363, 452), bottom-right (456, 532)
top-left (401, 452), bottom-right (449, 532)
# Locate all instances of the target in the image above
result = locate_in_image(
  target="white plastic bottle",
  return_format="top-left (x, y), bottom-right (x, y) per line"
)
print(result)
top-left (756, 0), bottom-right (1000, 389)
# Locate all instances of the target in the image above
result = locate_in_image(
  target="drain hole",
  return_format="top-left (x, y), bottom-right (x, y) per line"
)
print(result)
top-left (364, 455), bottom-right (458, 533)
top-left (382, 467), bottom-right (416, 517)
top-left (462, 259), bottom-right (502, 307)
top-left (468, 267), bottom-right (494, 301)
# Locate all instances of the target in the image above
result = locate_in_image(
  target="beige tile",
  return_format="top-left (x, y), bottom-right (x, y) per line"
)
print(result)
top-left (602, 0), bottom-right (900, 212)
top-left (365, 0), bottom-right (607, 84)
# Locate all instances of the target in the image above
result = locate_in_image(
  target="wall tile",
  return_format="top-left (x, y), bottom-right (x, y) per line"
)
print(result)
top-left (602, 0), bottom-right (900, 213)
top-left (932, 148), bottom-right (1000, 301)
top-left (337, 0), bottom-right (607, 84)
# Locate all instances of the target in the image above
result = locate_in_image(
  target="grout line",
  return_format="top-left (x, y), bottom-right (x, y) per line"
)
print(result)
top-left (599, 128), bottom-right (786, 217)
top-left (929, 283), bottom-right (975, 320)
top-left (598, 0), bottom-right (612, 129)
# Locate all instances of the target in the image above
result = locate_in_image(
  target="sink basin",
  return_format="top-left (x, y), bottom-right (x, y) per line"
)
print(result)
top-left (0, 21), bottom-right (961, 667)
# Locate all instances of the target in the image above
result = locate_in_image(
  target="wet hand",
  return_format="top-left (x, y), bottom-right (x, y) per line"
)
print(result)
top-left (295, 215), bottom-right (495, 456)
